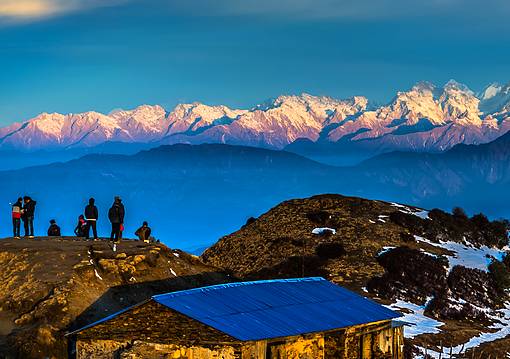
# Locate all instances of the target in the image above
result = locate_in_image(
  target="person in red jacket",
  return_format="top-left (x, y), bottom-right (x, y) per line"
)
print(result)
top-left (11, 197), bottom-right (22, 239)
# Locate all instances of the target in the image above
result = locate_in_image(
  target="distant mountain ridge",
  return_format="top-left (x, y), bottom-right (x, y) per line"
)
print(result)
top-left (1, 80), bottom-right (509, 160)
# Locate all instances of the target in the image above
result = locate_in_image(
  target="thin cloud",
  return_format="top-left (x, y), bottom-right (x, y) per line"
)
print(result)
top-left (0, 0), bottom-right (63, 18)
top-left (0, 0), bottom-right (127, 21)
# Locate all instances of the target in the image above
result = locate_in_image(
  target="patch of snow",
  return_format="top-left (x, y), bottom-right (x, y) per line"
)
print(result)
top-left (94, 269), bottom-right (103, 280)
top-left (368, 220), bottom-right (376, 224)
top-left (414, 210), bottom-right (430, 220)
top-left (311, 227), bottom-right (336, 235)
top-left (378, 246), bottom-right (396, 256)
top-left (391, 202), bottom-right (430, 220)
top-left (377, 214), bottom-right (389, 223)
top-left (169, 268), bottom-right (177, 277)
top-left (418, 302), bottom-right (510, 358)
top-left (173, 252), bottom-right (180, 257)
top-left (386, 299), bottom-right (443, 339)
top-left (419, 249), bottom-right (440, 258)
top-left (414, 235), bottom-right (506, 272)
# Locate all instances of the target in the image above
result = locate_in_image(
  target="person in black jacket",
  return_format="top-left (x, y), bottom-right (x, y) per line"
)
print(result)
top-left (108, 196), bottom-right (125, 242)
top-left (22, 196), bottom-right (36, 238)
top-left (47, 219), bottom-right (61, 237)
top-left (135, 221), bottom-right (152, 243)
top-left (84, 198), bottom-right (99, 240)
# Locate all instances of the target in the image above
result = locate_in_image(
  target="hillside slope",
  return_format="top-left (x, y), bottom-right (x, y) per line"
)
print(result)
top-left (0, 238), bottom-right (229, 358)
top-left (202, 194), bottom-right (510, 357)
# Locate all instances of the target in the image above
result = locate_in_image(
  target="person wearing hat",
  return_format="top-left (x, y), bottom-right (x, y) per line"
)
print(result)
top-left (108, 196), bottom-right (125, 243)
top-left (47, 219), bottom-right (61, 237)
top-left (135, 221), bottom-right (152, 243)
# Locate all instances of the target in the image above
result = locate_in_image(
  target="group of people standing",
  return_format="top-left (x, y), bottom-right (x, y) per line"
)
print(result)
top-left (11, 196), bottom-right (152, 243)
top-left (11, 196), bottom-right (37, 238)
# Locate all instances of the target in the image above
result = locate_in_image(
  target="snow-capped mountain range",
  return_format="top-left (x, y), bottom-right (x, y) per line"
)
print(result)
top-left (1, 80), bottom-right (509, 155)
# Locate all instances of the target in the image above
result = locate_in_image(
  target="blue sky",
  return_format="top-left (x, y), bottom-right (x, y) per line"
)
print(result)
top-left (0, 0), bottom-right (509, 125)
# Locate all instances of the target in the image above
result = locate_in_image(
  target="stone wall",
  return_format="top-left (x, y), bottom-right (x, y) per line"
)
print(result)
top-left (77, 340), bottom-right (241, 359)
top-left (323, 321), bottom-right (403, 359)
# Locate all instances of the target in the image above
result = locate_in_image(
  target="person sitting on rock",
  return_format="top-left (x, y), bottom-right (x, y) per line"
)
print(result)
top-left (47, 219), bottom-right (61, 237)
top-left (74, 215), bottom-right (87, 237)
top-left (135, 221), bottom-right (152, 243)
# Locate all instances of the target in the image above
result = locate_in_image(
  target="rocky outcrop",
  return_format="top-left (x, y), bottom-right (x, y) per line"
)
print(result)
top-left (0, 238), bottom-right (229, 358)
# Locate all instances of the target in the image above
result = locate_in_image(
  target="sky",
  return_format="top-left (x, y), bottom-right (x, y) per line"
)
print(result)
top-left (0, 0), bottom-right (510, 125)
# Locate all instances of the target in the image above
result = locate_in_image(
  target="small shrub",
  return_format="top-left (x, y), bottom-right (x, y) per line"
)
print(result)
top-left (243, 217), bottom-right (257, 228)
top-left (489, 259), bottom-right (510, 292)
top-left (315, 242), bottom-right (345, 259)
top-left (452, 207), bottom-right (468, 220)
top-left (306, 210), bottom-right (330, 225)
top-left (471, 213), bottom-right (490, 227)
top-left (503, 253), bottom-right (510, 269)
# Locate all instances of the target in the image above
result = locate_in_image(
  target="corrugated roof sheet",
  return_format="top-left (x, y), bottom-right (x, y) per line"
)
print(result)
top-left (152, 277), bottom-right (401, 341)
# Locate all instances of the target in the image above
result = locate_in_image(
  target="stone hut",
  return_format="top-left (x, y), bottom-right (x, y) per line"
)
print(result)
top-left (69, 277), bottom-right (404, 358)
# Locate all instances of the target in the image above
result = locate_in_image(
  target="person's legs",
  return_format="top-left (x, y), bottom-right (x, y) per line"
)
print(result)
top-left (91, 221), bottom-right (98, 239)
top-left (15, 219), bottom-right (20, 237)
top-left (12, 218), bottom-right (17, 237)
top-left (29, 217), bottom-right (34, 237)
top-left (111, 223), bottom-right (120, 240)
top-left (113, 223), bottom-right (121, 241)
top-left (23, 219), bottom-right (29, 237)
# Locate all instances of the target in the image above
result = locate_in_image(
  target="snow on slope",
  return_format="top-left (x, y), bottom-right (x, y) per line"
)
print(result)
top-left (1, 80), bottom-right (509, 151)
top-left (385, 230), bottom-right (510, 357)
top-left (414, 235), bottom-right (506, 272)
top-left (414, 303), bottom-right (510, 358)
top-left (386, 299), bottom-right (444, 339)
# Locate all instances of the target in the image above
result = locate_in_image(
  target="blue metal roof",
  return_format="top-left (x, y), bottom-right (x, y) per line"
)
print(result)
top-left (152, 277), bottom-right (401, 341)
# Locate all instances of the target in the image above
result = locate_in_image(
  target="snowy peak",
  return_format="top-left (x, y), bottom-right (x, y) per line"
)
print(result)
top-left (479, 82), bottom-right (510, 114)
top-left (439, 81), bottom-right (482, 126)
top-left (480, 83), bottom-right (503, 101)
top-left (1, 80), bottom-right (509, 152)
